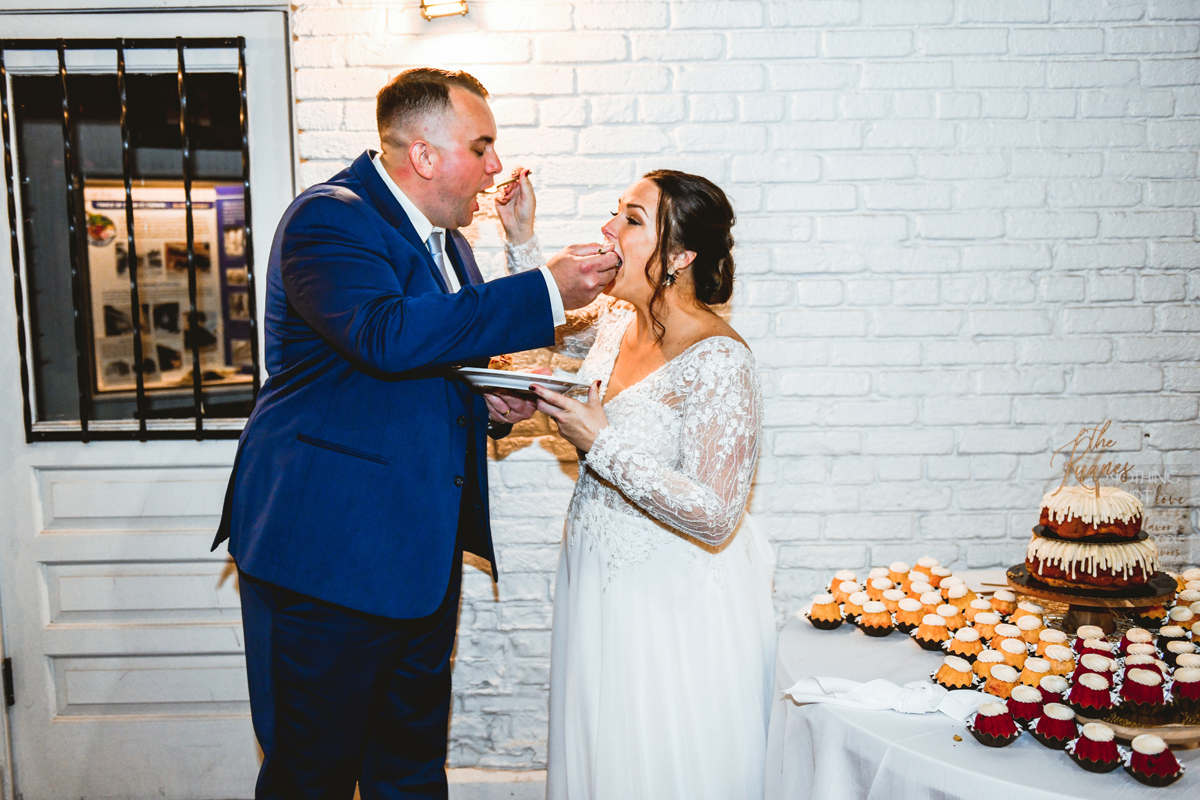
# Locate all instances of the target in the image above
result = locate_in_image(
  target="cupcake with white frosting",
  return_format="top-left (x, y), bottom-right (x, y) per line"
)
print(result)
top-left (973, 649), bottom-right (1005, 679)
top-left (1029, 702), bottom-right (1076, 749)
top-left (968, 701), bottom-right (1019, 747)
top-left (1067, 722), bottom-right (1122, 773)
top-left (983, 663), bottom-right (1019, 699)
top-left (1126, 734), bottom-right (1184, 787)
top-left (806, 593), bottom-right (843, 630)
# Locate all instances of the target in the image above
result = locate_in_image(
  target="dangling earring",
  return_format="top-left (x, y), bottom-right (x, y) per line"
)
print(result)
top-left (664, 269), bottom-right (677, 286)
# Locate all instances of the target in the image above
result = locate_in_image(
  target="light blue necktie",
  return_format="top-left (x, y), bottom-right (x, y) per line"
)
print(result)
top-left (426, 230), bottom-right (456, 292)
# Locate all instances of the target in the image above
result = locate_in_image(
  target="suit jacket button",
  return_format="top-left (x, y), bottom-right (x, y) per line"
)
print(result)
top-left (454, 475), bottom-right (465, 487)
top-left (457, 416), bottom-right (467, 427)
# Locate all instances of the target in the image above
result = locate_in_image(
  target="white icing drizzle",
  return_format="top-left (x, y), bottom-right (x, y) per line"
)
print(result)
top-left (848, 592), bottom-right (870, 606)
top-left (1177, 654), bottom-right (1200, 669)
top-left (943, 656), bottom-right (972, 672)
top-left (1043, 702), bottom-right (1074, 721)
top-left (1000, 638), bottom-right (1026, 655)
top-left (1128, 668), bottom-right (1162, 687)
top-left (833, 570), bottom-right (857, 583)
top-left (871, 577), bottom-right (894, 591)
top-left (1183, 567), bottom-right (1200, 582)
top-left (948, 585), bottom-right (969, 599)
top-left (1082, 723), bottom-right (1114, 743)
top-left (1159, 625), bottom-right (1186, 638)
top-left (1039, 629), bottom-right (1067, 644)
top-left (1080, 654), bottom-right (1115, 672)
top-left (989, 665), bottom-right (1018, 683)
top-left (931, 566), bottom-right (952, 578)
top-left (979, 650), bottom-right (1005, 664)
top-left (922, 614), bottom-right (947, 627)
top-left (1178, 589), bottom-right (1200, 603)
top-left (1024, 658), bottom-right (1050, 674)
top-left (868, 567), bottom-right (890, 580)
top-left (1174, 667), bottom-right (1200, 684)
top-left (1045, 645), bottom-right (1073, 662)
top-left (954, 627), bottom-right (980, 642)
top-left (1079, 672), bottom-right (1109, 690)
top-left (883, 589), bottom-right (906, 602)
top-left (1026, 534), bottom-right (1159, 581)
top-left (995, 624), bottom-right (1021, 638)
top-left (1126, 655), bottom-right (1157, 668)
top-left (937, 604), bottom-right (960, 617)
top-left (920, 591), bottom-right (943, 605)
top-left (1081, 638), bottom-right (1112, 654)
top-left (1042, 485), bottom-right (1143, 525)
top-left (813, 593), bottom-right (836, 605)
top-left (1132, 734), bottom-right (1166, 755)
top-left (1127, 643), bottom-right (1157, 658)
top-left (943, 576), bottom-right (964, 588)
top-left (1011, 685), bottom-right (1041, 703)
top-left (977, 701), bottom-right (1007, 717)
top-left (918, 556), bottom-right (940, 569)
top-left (1125, 628), bottom-right (1153, 644)
top-left (1166, 640), bottom-right (1196, 655)
top-left (994, 590), bottom-right (1016, 602)
top-left (1168, 606), bottom-right (1195, 623)
top-left (1017, 616), bottom-right (1043, 631)
top-left (974, 612), bottom-right (1001, 626)
top-left (970, 598), bottom-right (992, 611)
top-left (1040, 675), bottom-right (1068, 693)
top-left (839, 581), bottom-right (862, 594)
top-left (898, 598), bottom-right (923, 612)
top-left (912, 583), bottom-right (935, 597)
top-left (1076, 625), bottom-right (1105, 640)
top-left (861, 600), bottom-right (887, 614)
top-left (1018, 601), bottom-right (1044, 614)
top-left (889, 561), bottom-right (910, 574)
top-left (907, 570), bottom-right (930, 584)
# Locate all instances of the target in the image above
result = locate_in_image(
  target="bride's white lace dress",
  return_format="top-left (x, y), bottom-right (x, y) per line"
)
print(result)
top-left (506, 239), bottom-right (777, 800)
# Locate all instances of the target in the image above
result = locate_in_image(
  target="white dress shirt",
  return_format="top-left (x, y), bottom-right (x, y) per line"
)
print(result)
top-left (371, 153), bottom-right (565, 325)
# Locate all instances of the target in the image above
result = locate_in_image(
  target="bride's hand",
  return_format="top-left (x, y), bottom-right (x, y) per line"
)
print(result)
top-left (495, 166), bottom-right (535, 245)
top-left (531, 380), bottom-right (607, 453)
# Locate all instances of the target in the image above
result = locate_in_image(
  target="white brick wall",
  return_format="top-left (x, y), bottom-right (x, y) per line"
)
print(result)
top-left (289, 0), bottom-right (1200, 770)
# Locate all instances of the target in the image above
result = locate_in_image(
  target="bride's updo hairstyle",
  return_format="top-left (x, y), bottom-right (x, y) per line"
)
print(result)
top-left (643, 169), bottom-right (736, 341)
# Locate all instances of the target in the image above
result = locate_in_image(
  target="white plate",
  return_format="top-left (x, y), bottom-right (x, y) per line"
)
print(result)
top-left (455, 367), bottom-right (589, 395)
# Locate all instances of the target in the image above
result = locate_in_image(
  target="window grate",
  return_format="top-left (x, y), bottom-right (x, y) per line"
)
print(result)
top-left (1, 37), bottom-right (261, 442)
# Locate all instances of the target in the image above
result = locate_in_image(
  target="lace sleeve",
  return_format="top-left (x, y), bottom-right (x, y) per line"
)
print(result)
top-left (503, 233), bottom-right (615, 361)
top-left (585, 342), bottom-right (762, 546)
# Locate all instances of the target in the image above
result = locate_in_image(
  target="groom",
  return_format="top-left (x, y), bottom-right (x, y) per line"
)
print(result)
top-left (212, 68), bottom-right (618, 798)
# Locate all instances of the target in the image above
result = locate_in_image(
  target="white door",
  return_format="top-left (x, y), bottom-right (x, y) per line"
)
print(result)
top-left (0, 10), bottom-right (293, 799)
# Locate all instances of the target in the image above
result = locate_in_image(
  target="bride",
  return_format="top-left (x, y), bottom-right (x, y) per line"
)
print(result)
top-left (496, 168), bottom-right (776, 800)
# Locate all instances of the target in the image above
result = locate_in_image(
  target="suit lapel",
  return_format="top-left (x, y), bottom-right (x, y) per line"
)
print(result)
top-left (352, 150), bottom-right (451, 293)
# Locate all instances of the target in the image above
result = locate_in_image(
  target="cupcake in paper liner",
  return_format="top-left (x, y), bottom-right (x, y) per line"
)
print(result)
top-left (1117, 627), bottom-right (1154, 657)
top-left (967, 701), bottom-right (1020, 748)
top-left (1028, 702), bottom-right (1077, 750)
top-left (932, 655), bottom-right (975, 691)
top-left (1066, 722), bottom-right (1124, 774)
top-left (1038, 674), bottom-right (1069, 706)
top-left (1125, 734), bottom-right (1184, 787)
top-left (1066, 671), bottom-right (1117, 717)
top-left (1174, 667), bottom-right (1200, 716)
top-left (1006, 684), bottom-right (1043, 729)
top-left (806, 594), bottom-right (843, 630)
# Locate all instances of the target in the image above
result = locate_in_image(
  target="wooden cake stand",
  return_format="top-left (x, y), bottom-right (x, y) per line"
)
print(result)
top-left (1006, 564), bottom-right (1177, 634)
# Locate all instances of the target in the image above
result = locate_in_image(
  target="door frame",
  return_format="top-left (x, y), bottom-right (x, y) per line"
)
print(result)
top-left (0, 4), bottom-right (296, 797)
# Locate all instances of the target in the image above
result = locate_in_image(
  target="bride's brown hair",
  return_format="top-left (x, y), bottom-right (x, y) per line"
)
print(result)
top-left (643, 170), bottom-right (736, 342)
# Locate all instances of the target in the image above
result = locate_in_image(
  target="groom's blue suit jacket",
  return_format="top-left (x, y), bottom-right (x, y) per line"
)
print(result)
top-left (213, 150), bottom-right (555, 619)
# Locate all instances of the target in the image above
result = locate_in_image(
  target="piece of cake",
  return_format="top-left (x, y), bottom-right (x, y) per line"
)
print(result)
top-left (1007, 684), bottom-right (1043, 728)
top-left (844, 591), bottom-right (869, 622)
top-left (909, 579), bottom-right (935, 600)
top-left (918, 590), bottom-right (943, 616)
top-left (867, 566), bottom-right (890, 582)
top-left (912, 614), bottom-right (950, 651)
top-left (1177, 653), bottom-right (1200, 670)
top-left (992, 623), bottom-right (1023, 652)
top-left (903, 570), bottom-right (930, 595)
top-left (881, 588), bottom-right (905, 614)
top-left (969, 701), bottom-right (1020, 747)
top-left (1038, 674), bottom-right (1069, 705)
top-left (887, 561), bottom-right (910, 584)
top-left (999, 637), bottom-right (1028, 670)
top-left (1044, 644), bottom-right (1075, 676)
top-left (936, 603), bottom-right (965, 631)
top-left (945, 583), bottom-right (975, 609)
top-left (858, 600), bottom-right (894, 637)
top-left (1172, 667), bottom-right (1200, 715)
top-left (1026, 532), bottom-right (1159, 590)
top-left (1067, 672), bottom-right (1115, 716)
top-left (1074, 625), bottom-right (1106, 648)
top-left (983, 664), bottom-right (1019, 699)
top-left (1117, 627), bottom-right (1154, 656)
top-left (1039, 485), bottom-right (1143, 539)
top-left (1124, 654), bottom-right (1166, 680)
top-left (1016, 615), bottom-right (1044, 644)
top-left (928, 565), bottom-right (952, 589)
top-left (974, 649), bottom-right (1005, 679)
top-left (917, 555), bottom-right (940, 571)
top-left (1067, 722), bottom-right (1122, 773)
top-left (933, 655), bottom-right (975, 690)
top-left (964, 598), bottom-right (993, 623)
top-left (945, 627), bottom-right (983, 661)
top-left (1018, 657), bottom-right (1050, 687)
top-left (1126, 734), bottom-right (1185, 787)
top-left (1126, 642), bottom-right (1158, 661)
top-left (1133, 604), bottom-right (1167, 629)
top-left (973, 612), bottom-right (1001, 642)
top-left (1035, 628), bottom-right (1068, 656)
top-left (1168, 606), bottom-right (1195, 628)
top-left (806, 594), bottom-right (843, 629)
top-left (990, 589), bottom-right (1017, 617)
top-left (1071, 653), bottom-right (1117, 684)
top-left (831, 579), bottom-right (860, 604)
top-left (866, 576), bottom-right (893, 601)
top-left (895, 598), bottom-right (924, 633)
top-left (1030, 702), bottom-right (1077, 749)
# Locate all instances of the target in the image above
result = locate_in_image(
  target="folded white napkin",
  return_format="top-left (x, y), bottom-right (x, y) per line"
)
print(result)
top-left (784, 676), bottom-right (990, 721)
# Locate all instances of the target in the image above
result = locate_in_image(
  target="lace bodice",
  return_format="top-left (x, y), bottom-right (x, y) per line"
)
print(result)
top-left (505, 236), bottom-right (763, 551)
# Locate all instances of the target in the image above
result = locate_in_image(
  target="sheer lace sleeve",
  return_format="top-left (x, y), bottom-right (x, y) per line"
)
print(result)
top-left (585, 340), bottom-right (762, 546)
top-left (503, 233), bottom-right (616, 361)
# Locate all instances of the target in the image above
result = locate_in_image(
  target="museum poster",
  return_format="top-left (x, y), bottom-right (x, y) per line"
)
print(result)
top-left (83, 182), bottom-right (254, 394)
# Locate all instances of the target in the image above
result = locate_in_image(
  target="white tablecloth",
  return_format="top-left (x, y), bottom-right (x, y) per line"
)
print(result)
top-left (765, 570), bottom-right (1197, 800)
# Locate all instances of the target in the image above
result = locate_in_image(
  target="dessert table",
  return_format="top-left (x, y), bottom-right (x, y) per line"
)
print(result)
top-left (765, 570), bottom-right (1197, 800)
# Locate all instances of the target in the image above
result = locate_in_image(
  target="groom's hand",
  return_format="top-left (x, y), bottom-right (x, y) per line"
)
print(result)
top-left (546, 243), bottom-right (621, 310)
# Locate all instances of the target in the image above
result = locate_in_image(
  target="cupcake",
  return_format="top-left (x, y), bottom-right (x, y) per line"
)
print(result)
top-left (972, 612), bottom-right (1001, 642)
top-left (1035, 628), bottom-right (1068, 657)
top-left (1071, 653), bottom-right (1117, 683)
top-left (903, 570), bottom-right (930, 594)
top-left (895, 598), bottom-right (924, 633)
top-left (1126, 642), bottom-right (1157, 660)
top-left (1073, 626), bottom-right (1106, 651)
top-left (1177, 653), bottom-right (1200, 670)
top-left (1126, 734), bottom-right (1185, 787)
top-left (940, 575), bottom-right (964, 600)
top-left (1157, 625), bottom-right (1188, 653)
top-left (1067, 672), bottom-right (1115, 717)
top-left (887, 561), bottom-right (910, 584)
top-left (1168, 606), bottom-right (1195, 628)
top-left (999, 637), bottom-right (1028, 670)
top-left (1164, 639), bottom-right (1197, 668)
top-left (1172, 667), bottom-right (1200, 715)
top-left (1016, 615), bottom-right (1044, 644)
top-left (932, 655), bottom-right (975, 690)
top-left (918, 590), bottom-right (942, 615)
top-left (1186, 567), bottom-right (1200, 582)
top-left (806, 594), bottom-right (843, 629)
top-left (945, 626), bottom-right (983, 661)
top-left (832, 579), bottom-right (860, 605)
top-left (946, 583), bottom-right (974, 609)
top-left (1117, 627), bottom-right (1154, 656)
top-left (881, 588), bottom-right (906, 614)
top-left (936, 603), bottom-right (965, 631)
top-left (912, 614), bottom-right (950, 650)
top-left (974, 649), bottom-right (1005, 679)
top-left (990, 589), bottom-right (1017, 617)
top-left (1067, 722), bottom-right (1122, 773)
top-left (983, 664), bottom-right (1019, 699)
top-left (1030, 702), bottom-right (1077, 749)
top-left (1121, 668), bottom-right (1169, 723)
top-left (964, 598), bottom-right (993, 623)
top-left (1134, 605), bottom-right (1167, 629)
top-left (1007, 684), bottom-right (1043, 728)
top-left (844, 591), bottom-right (869, 623)
top-left (992, 623), bottom-right (1023, 652)
top-left (867, 566), bottom-right (890, 582)
top-left (866, 577), bottom-right (894, 601)
top-left (1044, 644), bottom-right (1075, 676)
top-left (1177, 588), bottom-right (1200, 606)
top-left (928, 565), bottom-right (952, 588)
top-left (828, 570), bottom-right (857, 593)
top-left (1124, 654), bottom-right (1166, 680)
top-left (916, 555), bottom-right (940, 571)
top-left (1010, 601), bottom-right (1044, 624)
top-left (1018, 657), bottom-right (1051, 687)
top-left (1038, 674), bottom-right (1069, 705)
top-left (1077, 638), bottom-right (1113, 659)
top-left (968, 701), bottom-right (1020, 747)
top-left (858, 600), bottom-right (894, 637)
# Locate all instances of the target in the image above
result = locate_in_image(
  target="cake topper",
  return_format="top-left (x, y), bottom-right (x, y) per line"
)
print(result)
top-left (1050, 420), bottom-right (1134, 497)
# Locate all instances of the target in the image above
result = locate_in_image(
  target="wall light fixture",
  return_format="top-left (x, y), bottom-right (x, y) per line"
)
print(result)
top-left (421, 1), bottom-right (469, 20)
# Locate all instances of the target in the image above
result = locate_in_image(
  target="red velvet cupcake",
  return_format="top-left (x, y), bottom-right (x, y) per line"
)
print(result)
top-left (1006, 684), bottom-right (1043, 728)
top-left (1070, 653), bottom-right (1116, 683)
top-left (1123, 654), bottom-right (1166, 681)
top-left (969, 701), bottom-right (1019, 747)
top-left (1038, 674), bottom-right (1069, 705)
top-left (1121, 668), bottom-right (1170, 723)
top-left (1126, 734), bottom-right (1184, 787)
top-left (1073, 626), bottom-right (1105, 653)
top-left (1172, 667), bottom-right (1200, 715)
top-left (1117, 627), bottom-right (1154, 656)
top-left (1164, 639), bottom-right (1198, 669)
top-left (1067, 672), bottom-right (1115, 717)
top-left (1076, 638), bottom-right (1113, 658)
top-left (1067, 722), bottom-right (1122, 773)
top-left (1030, 702), bottom-right (1077, 749)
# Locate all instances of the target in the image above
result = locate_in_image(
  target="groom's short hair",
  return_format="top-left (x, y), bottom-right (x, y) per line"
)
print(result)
top-left (376, 68), bottom-right (489, 146)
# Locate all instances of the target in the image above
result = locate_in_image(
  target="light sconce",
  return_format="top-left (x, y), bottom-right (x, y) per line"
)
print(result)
top-left (421, 0), bottom-right (468, 20)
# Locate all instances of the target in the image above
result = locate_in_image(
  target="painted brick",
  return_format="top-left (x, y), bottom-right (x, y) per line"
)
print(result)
top-left (824, 30), bottom-right (914, 58)
top-left (924, 397), bottom-right (1013, 425)
top-left (296, 100), bottom-right (343, 132)
top-left (1053, 0), bottom-right (1146, 23)
top-left (578, 66), bottom-right (670, 94)
top-left (631, 32), bottom-right (723, 60)
top-left (1035, 275), bottom-right (1088, 303)
top-left (1009, 27), bottom-right (1105, 55)
top-left (774, 430), bottom-right (863, 455)
top-left (825, 399), bottom-right (921, 425)
top-left (936, 92), bottom-right (982, 119)
top-left (776, 369), bottom-right (871, 397)
top-left (732, 153), bottom-right (820, 183)
top-left (875, 310), bottom-right (962, 337)
top-left (962, 244), bottom-right (1053, 271)
top-left (827, 154), bottom-right (917, 180)
top-left (739, 95), bottom-right (786, 122)
top-left (1143, 58), bottom-right (1200, 86)
top-left (862, 0), bottom-right (954, 25)
top-left (981, 92), bottom-right (1030, 119)
top-left (1062, 306), bottom-right (1155, 333)
top-left (1047, 180), bottom-right (1142, 208)
top-left (790, 92), bottom-right (838, 121)
top-left (576, 3), bottom-right (669, 30)
top-left (1141, 274), bottom-right (1188, 302)
top-left (769, 63), bottom-right (861, 90)
top-left (917, 212), bottom-right (1005, 240)
top-left (918, 28), bottom-right (1008, 55)
top-left (773, 121), bottom-right (864, 149)
top-left (1073, 365), bottom-right (1164, 394)
top-left (957, 182), bottom-right (1045, 210)
top-left (767, 184), bottom-right (856, 212)
top-left (955, 61), bottom-right (1046, 88)
top-left (1007, 211), bottom-right (1099, 239)
top-left (865, 121), bottom-right (955, 148)
top-left (1082, 89), bottom-right (1176, 117)
top-left (730, 31), bottom-right (820, 59)
top-left (578, 127), bottom-right (669, 154)
top-left (862, 63), bottom-right (953, 90)
top-left (1107, 152), bottom-right (1196, 179)
top-left (1021, 338), bottom-right (1112, 364)
top-left (967, 309), bottom-right (1053, 336)
top-left (863, 184), bottom-right (953, 211)
top-left (1159, 306), bottom-right (1200, 331)
top-left (1149, 242), bottom-right (1200, 268)
top-left (670, 1), bottom-right (764, 29)
top-left (676, 64), bottom-right (764, 92)
top-left (962, 0), bottom-right (1050, 23)
top-left (1102, 210), bottom-right (1194, 238)
top-left (536, 33), bottom-right (627, 63)
top-left (816, 215), bottom-right (908, 242)
top-left (1110, 25), bottom-right (1200, 53)
top-left (776, 310), bottom-right (869, 337)
top-left (637, 95), bottom-right (686, 123)
top-left (862, 429), bottom-right (956, 455)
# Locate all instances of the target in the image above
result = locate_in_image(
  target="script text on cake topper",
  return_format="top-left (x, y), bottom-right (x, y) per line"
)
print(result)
top-left (1050, 420), bottom-right (1135, 496)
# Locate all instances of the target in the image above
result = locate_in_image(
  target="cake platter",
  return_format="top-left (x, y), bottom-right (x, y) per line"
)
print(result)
top-left (1006, 564), bottom-right (1177, 634)
top-left (1075, 711), bottom-right (1200, 750)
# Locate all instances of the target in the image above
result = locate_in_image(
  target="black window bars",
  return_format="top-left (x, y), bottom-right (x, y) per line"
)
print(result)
top-left (0, 37), bottom-right (261, 442)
